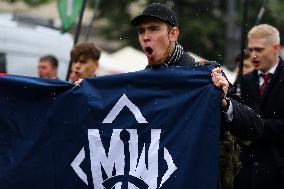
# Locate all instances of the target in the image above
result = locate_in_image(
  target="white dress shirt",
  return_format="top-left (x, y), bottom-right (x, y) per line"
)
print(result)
top-left (258, 62), bottom-right (278, 85)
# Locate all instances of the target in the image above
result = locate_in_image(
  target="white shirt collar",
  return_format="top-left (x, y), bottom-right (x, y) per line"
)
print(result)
top-left (258, 61), bottom-right (279, 75)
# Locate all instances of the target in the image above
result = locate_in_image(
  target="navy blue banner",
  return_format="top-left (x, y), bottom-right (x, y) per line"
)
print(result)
top-left (0, 66), bottom-right (221, 189)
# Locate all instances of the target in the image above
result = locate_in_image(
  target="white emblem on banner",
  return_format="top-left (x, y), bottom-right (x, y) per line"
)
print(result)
top-left (102, 94), bottom-right (148, 124)
top-left (71, 94), bottom-right (177, 189)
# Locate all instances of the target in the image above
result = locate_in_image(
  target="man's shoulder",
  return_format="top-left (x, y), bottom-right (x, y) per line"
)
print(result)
top-left (176, 53), bottom-right (196, 66)
top-left (277, 58), bottom-right (284, 74)
top-left (243, 70), bottom-right (257, 81)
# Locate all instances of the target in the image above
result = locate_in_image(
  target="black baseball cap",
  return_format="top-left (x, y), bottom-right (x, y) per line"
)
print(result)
top-left (131, 3), bottom-right (177, 27)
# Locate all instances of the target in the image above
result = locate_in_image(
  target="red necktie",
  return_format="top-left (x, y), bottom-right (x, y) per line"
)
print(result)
top-left (259, 73), bottom-right (271, 97)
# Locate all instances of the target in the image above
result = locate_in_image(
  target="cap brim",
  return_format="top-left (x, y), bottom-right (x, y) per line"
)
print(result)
top-left (130, 15), bottom-right (150, 26)
top-left (131, 15), bottom-right (176, 27)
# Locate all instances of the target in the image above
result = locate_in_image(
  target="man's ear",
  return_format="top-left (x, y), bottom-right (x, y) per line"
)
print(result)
top-left (274, 43), bottom-right (281, 52)
top-left (169, 27), bottom-right (179, 42)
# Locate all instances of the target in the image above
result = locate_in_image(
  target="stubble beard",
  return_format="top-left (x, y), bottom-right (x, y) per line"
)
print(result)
top-left (148, 42), bottom-right (174, 66)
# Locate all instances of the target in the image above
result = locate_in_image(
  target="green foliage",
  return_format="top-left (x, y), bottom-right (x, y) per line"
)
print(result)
top-left (263, 0), bottom-right (284, 43)
top-left (92, 0), bottom-right (230, 61)
top-left (90, 0), bottom-right (137, 47)
top-left (12, 0), bottom-right (284, 64)
top-left (267, 0), bottom-right (284, 24)
top-left (173, 0), bottom-right (226, 62)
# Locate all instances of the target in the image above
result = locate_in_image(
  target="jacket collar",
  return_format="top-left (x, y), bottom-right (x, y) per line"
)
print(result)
top-left (249, 57), bottom-right (284, 100)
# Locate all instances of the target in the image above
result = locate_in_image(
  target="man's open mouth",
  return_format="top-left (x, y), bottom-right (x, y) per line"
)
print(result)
top-left (253, 60), bottom-right (259, 65)
top-left (145, 47), bottom-right (153, 55)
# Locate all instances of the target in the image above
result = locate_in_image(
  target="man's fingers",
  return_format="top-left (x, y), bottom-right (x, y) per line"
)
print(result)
top-left (212, 67), bottom-right (222, 74)
top-left (211, 68), bottom-right (222, 78)
top-left (74, 79), bottom-right (83, 86)
top-left (211, 67), bottom-right (229, 97)
top-left (212, 75), bottom-right (224, 84)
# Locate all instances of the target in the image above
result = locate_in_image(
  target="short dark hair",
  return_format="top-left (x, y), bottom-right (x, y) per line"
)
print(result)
top-left (39, 55), bottom-right (58, 68)
top-left (71, 42), bottom-right (101, 63)
top-left (235, 49), bottom-right (251, 64)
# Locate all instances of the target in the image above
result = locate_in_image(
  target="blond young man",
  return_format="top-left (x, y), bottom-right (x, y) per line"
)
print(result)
top-left (235, 24), bottom-right (284, 189)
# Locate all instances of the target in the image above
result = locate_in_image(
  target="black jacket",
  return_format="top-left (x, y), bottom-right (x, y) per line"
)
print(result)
top-left (235, 58), bottom-right (284, 189)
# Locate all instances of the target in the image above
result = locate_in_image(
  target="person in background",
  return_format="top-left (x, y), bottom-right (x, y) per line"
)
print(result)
top-left (235, 49), bottom-right (255, 75)
top-left (69, 63), bottom-right (80, 84)
top-left (38, 55), bottom-right (58, 79)
top-left (233, 49), bottom-right (255, 94)
top-left (70, 42), bottom-right (100, 79)
top-left (234, 24), bottom-right (284, 189)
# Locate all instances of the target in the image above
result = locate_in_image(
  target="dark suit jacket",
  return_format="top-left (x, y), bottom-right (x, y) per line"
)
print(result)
top-left (235, 58), bottom-right (284, 189)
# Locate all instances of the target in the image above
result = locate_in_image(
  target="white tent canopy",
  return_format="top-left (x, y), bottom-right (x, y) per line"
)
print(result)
top-left (96, 52), bottom-right (122, 75)
top-left (110, 46), bottom-right (148, 72)
top-left (97, 46), bottom-right (236, 83)
top-left (96, 46), bottom-right (147, 76)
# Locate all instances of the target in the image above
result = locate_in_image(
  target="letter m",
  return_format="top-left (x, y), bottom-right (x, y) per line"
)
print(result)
top-left (88, 129), bottom-right (124, 189)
